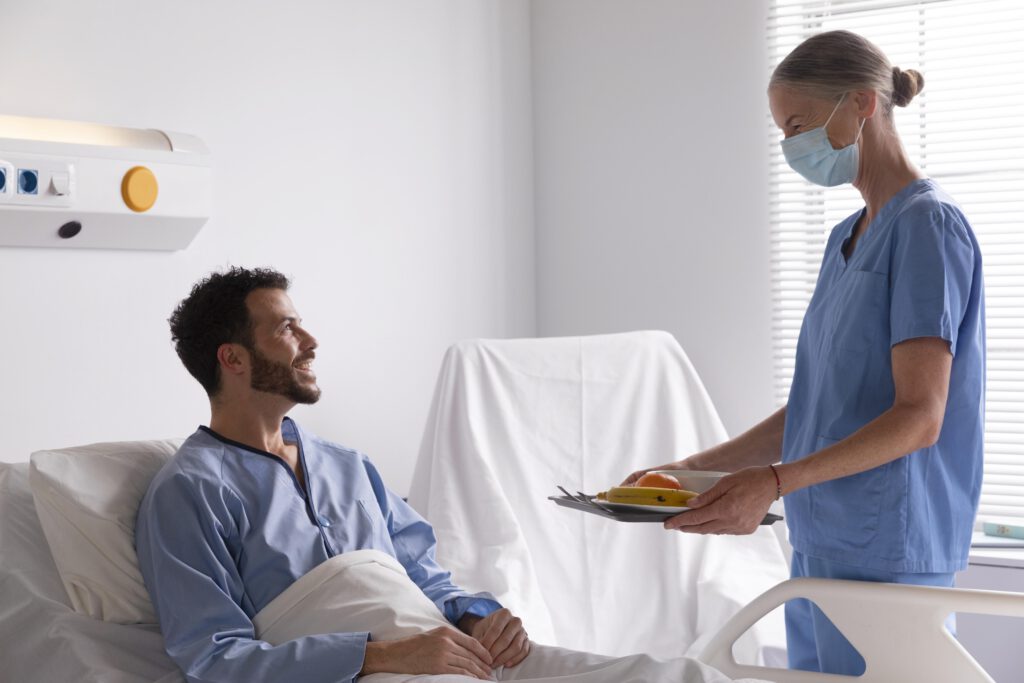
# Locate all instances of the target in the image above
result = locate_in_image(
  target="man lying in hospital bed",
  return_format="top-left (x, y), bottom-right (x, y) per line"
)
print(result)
top-left (134, 267), bottom-right (766, 683)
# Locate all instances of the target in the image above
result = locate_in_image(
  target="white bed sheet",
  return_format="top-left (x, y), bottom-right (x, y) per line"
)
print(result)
top-left (0, 463), bottom-right (184, 683)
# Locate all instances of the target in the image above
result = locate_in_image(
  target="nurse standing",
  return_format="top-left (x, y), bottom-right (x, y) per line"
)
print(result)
top-left (626, 30), bottom-right (985, 675)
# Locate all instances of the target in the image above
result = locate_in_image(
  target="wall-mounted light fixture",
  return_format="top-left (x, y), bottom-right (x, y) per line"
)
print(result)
top-left (0, 115), bottom-right (211, 251)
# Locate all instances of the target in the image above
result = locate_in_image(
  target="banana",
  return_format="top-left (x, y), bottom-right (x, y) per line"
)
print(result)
top-left (597, 486), bottom-right (698, 507)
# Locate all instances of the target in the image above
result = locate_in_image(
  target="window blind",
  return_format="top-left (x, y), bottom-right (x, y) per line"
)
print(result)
top-left (766, 0), bottom-right (1024, 525)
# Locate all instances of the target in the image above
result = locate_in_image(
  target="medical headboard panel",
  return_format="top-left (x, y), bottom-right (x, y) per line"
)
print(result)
top-left (0, 115), bottom-right (211, 251)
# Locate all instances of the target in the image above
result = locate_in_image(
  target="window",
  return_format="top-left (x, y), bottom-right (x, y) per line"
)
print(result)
top-left (767, 0), bottom-right (1024, 525)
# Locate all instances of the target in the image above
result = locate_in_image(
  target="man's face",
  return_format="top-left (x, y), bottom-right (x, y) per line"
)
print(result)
top-left (243, 288), bottom-right (321, 404)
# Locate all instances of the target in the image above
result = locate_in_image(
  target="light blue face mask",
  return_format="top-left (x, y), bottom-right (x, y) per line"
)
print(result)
top-left (780, 93), bottom-right (865, 187)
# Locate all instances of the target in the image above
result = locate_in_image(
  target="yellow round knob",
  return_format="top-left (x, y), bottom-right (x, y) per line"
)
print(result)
top-left (121, 166), bottom-right (158, 212)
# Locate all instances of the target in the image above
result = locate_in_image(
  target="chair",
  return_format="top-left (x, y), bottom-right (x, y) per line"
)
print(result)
top-left (408, 331), bottom-right (790, 662)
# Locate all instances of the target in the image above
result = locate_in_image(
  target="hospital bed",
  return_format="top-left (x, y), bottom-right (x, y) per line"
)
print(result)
top-left (2, 332), bottom-right (1021, 682)
top-left (3, 459), bottom-right (1021, 682)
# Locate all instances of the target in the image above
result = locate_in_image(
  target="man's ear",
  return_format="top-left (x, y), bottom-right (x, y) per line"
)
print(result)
top-left (853, 89), bottom-right (878, 119)
top-left (216, 343), bottom-right (248, 377)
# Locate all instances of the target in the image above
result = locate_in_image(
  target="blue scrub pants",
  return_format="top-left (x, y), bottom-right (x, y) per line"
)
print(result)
top-left (785, 550), bottom-right (955, 675)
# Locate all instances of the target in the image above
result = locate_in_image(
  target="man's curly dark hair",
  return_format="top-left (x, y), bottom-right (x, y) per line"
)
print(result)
top-left (169, 267), bottom-right (290, 396)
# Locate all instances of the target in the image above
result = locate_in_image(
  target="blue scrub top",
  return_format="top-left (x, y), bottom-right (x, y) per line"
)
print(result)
top-left (782, 178), bottom-right (985, 574)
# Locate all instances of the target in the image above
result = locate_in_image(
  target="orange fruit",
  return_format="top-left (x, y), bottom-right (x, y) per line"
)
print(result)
top-left (635, 472), bottom-right (682, 490)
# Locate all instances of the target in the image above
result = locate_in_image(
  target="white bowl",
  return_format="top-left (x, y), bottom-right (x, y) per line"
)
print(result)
top-left (649, 470), bottom-right (727, 494)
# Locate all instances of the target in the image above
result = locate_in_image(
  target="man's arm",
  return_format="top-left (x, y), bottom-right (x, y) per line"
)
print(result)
top-left (361, 459), bottom-right (502, 624)
top-left (136, 470), bottom-right (368, 683)
top-left (360, 459), bottom-right (531, 668)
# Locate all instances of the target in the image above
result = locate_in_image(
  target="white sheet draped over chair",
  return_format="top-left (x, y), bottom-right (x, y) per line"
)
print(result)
top-left (408, 331), bottom-right (790, 664)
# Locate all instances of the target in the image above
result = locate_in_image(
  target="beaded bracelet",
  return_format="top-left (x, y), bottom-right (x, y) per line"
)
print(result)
top-left (768, 463), bottom-right (782, 501)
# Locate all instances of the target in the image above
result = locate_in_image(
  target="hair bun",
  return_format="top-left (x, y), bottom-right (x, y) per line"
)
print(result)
top-left (892, 67), bottom-right (925, 107)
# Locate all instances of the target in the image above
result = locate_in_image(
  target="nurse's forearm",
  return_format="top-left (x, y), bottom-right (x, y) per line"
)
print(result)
top-left (775, 404), bottom-right (939, 495)
top-left (688, 406), bottom-right (787, 472)
top-left (778, 337), bottom-right (951, 493)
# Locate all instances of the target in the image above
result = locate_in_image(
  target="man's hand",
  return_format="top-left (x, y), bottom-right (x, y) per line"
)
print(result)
top-left (360, 626), bottom-right (494, 679)
top-left (460, 608), bottom-right (531, 669)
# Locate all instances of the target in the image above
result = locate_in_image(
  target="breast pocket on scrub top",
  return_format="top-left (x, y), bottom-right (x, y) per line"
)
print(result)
top-left (830, 269), bottom-right (889, 352)
top-left (809, 435), bottom-right (889, 549)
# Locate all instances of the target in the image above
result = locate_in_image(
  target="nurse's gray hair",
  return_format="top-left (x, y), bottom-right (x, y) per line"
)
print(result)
top-left (770, 30), bottom-right (924, 114)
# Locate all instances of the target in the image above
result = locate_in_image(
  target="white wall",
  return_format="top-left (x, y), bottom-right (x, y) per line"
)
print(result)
top-left (0, 0), bottom-right (535, 495)
top-left (2, 1), bottom-right (776, 488)
top-left (531, 0), bottom-right (775, 437)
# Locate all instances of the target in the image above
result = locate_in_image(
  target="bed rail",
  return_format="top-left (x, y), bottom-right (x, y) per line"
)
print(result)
top-left (699, 576), bottom-right (1024, 682)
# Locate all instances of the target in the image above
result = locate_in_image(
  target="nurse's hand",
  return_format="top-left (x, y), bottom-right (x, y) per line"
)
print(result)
top-left (663, 466), bottom-right (777, 535)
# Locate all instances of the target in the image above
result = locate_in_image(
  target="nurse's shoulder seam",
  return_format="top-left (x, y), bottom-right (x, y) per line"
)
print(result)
top-left (892, 190), bottom-right (973, 249)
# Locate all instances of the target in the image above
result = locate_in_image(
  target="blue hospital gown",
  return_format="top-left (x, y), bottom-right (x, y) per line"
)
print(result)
top-left (782, 178), bottom-right (986, 574)
top-left (135, 418), bottom-right (499, 683)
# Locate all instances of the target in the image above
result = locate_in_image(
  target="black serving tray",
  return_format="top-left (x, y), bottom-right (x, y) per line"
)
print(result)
top-left (550, 495), bottom-right (783, 525)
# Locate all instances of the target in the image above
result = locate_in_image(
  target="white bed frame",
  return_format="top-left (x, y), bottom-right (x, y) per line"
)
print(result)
top-left (6, 452), bottom-right (1024, 682)
top-left (699, 577), bottom-right (1024, 682)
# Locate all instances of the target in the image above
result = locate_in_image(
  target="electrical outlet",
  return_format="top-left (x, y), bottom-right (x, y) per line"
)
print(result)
top-left (17, 169), bottom-right (39, 195)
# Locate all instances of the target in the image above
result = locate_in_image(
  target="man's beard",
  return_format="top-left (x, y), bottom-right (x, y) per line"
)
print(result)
top-left (249, 346), bottom-right (322, 404)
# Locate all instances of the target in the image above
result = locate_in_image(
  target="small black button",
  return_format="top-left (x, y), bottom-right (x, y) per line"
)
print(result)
top-left (58, 221), bottom-right (82, 239)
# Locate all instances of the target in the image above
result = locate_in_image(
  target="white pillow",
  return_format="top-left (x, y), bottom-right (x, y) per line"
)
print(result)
top-left (29, 439), bottom-right (183, 624)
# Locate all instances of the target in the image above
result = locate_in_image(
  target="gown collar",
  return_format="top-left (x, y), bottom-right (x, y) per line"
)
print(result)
top-left (200, 416), bottom-right (302, 460)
